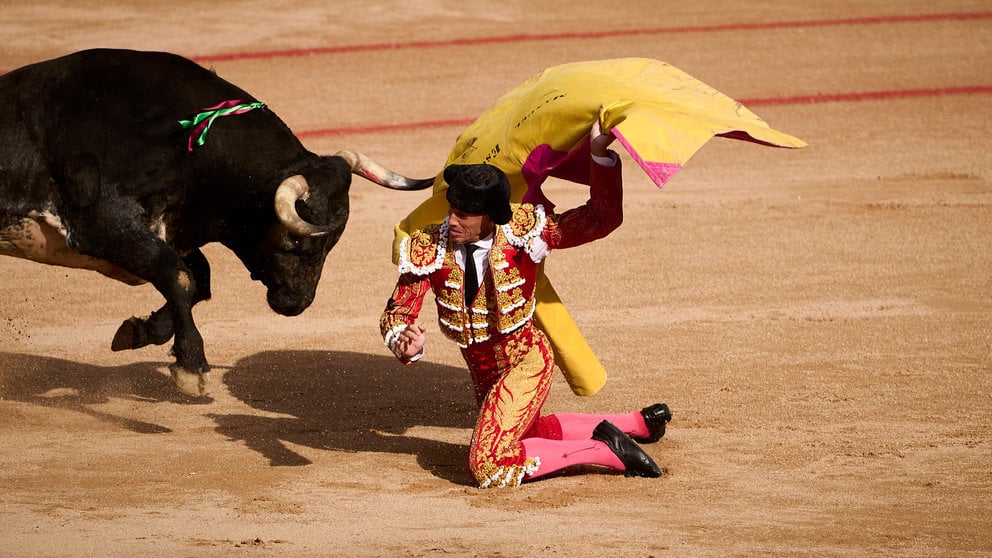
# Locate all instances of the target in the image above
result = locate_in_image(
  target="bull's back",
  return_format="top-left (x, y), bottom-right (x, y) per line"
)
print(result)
top-left (3, 48), bottom-right (256, 186)
top-left (0, 49), bottom-right (262, 271)
top-left (1, 48), bottom-right (253, 133)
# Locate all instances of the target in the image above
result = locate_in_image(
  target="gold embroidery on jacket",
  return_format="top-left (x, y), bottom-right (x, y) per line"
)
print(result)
top-left (506, 204), bottom-right (539, 239)
top-left (398, 223), bottom-right (446, 275)
top-left (429, 206), bottom-right (545, 346)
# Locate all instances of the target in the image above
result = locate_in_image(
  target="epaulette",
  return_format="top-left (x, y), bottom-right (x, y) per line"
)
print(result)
top-left (502, 204), bottom-right (547, 249)
top-left (397, 223), bottom-right (447, 276)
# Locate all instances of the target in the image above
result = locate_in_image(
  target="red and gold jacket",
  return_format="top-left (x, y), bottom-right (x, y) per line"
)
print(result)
top-left (380, 157), bottom-right (622, 362)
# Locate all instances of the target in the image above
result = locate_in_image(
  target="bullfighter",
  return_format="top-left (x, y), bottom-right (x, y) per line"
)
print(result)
top-left (380, 121), bottom-right (671, 488)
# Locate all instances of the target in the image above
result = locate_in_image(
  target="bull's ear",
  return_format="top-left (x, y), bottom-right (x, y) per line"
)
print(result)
top-left (274, 175), bottom-right (335, 237)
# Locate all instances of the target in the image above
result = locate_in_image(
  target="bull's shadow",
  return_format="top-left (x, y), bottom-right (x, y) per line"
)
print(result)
top-left (0, 352), bottom-right (199, 433)
top-left (214, 350), bottom-right (478, 484)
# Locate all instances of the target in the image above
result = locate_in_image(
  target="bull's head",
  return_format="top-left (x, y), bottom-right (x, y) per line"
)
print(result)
top-left (250, 150), bottom-right (433, 316)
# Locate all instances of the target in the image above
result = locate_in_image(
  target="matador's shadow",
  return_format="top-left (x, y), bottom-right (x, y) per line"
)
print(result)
top-left (213, 350), bottom-right (478, 484)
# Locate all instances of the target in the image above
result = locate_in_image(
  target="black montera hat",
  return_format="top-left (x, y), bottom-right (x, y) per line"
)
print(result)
top-left (444, 164), bottom-right (512, 225)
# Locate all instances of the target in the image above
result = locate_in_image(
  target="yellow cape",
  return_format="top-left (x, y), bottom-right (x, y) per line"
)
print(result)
top-left (392, 58), bottom-right (806, 395)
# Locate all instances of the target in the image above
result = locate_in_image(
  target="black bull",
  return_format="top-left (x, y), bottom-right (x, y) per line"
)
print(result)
top-left (0, 48), bottom-right (434, 396)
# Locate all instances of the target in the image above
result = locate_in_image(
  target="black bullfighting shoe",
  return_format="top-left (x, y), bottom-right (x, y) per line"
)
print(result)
top-left (635, 402), bottom-right (673, 443)
top-left (592, 420), bottom-right (662, 478)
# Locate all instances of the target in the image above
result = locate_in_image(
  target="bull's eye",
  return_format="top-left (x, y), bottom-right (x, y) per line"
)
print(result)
top-left (280, 235), bottom-right (300, 252)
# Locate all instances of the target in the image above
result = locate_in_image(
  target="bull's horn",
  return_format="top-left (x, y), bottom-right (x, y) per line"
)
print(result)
top-left (335, 149), bottom-right (435, 191)
top-left (273, 175), bottom-right (334, 237)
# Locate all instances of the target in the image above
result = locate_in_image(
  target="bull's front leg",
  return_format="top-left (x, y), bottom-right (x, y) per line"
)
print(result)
top-left (132, 247), bottom-right (211, 396)
top-left (111, 249), bottom-right (212, 353)
top-left (59, 155), bottom-right (212, 396)
top-left (162, 263), bottom-right (211, 397)
top-left (69, 220), bottom-right (212, 396)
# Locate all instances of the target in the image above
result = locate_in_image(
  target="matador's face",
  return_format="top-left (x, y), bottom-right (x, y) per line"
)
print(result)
top-left (447, 207), bottom-right (494, 244)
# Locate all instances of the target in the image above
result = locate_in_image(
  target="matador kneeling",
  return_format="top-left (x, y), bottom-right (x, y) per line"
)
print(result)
top-left (380, 122), bottom-right (672, 488)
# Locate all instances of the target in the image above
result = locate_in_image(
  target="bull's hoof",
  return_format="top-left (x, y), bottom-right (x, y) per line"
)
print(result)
top-left (111, 316), bottom-right (145, 351)
top-left (112, 315), bottom-right (173, 351)
top-left (170, 366), bottom-right (212, 397)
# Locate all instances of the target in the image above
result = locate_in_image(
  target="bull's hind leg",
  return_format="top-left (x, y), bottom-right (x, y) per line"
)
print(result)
top-left (111, 249), bottom-right (212, 352)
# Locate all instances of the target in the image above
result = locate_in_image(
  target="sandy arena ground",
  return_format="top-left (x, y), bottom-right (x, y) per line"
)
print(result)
top-left (1, 1), bottom-right (990, 556)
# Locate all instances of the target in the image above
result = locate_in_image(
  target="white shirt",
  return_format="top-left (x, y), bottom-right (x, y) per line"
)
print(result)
top-left (456, 232), bottom-right (494, 289)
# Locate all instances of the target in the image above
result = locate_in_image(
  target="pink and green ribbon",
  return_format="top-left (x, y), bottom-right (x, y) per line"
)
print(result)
top-left (179, 99), bottom-right (265, 152)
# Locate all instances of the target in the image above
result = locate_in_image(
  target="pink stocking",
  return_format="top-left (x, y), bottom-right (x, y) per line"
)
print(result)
top-left (521, 437), bottom-right (625, 480)
top-left (552, 411), bottom-right (649, 440)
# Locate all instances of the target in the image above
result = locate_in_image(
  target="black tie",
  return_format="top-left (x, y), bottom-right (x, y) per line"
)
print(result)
top-left (463, 244), bottom-right (480, 304)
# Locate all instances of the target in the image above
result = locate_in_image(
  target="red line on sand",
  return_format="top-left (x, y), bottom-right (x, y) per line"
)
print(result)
top-left (2, 12), bottom-right (989, 72)
top-left (297, 118), bottom-right (476, 138)
top-left (192, 11), bottom-right (992, 64)
top-left (297, 85), bottom-right (992, 138)
top-left (743, 85), bottom-right (992, 106)
top-left (3, 11), bottom-right (989, 136)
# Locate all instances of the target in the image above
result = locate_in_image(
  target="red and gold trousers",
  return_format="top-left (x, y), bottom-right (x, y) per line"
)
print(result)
top-left (462, 322), bottom-right (558, 488)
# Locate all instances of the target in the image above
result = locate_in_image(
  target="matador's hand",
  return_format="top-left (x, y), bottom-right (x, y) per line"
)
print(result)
top-left (396, 323), bottom-right (427, 359)
top-left (590, 117), bottom-right (616, 158)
